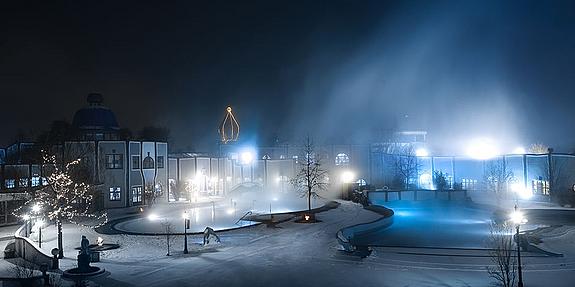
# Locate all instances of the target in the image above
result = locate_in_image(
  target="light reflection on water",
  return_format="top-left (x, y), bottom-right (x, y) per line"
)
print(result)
top-left (354, 198), bottom-right (494, 248)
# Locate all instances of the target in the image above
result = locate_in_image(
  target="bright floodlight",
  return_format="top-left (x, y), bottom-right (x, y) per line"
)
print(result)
top-left (341, 171), bottom-right (355, 183)
top-left (466, 138), bottom-right (499, 160)
top-left (240, 151), bottom-right (254, 165)
top-left (513, 147), bottom-right (526, 154)
top-left (415, 148), bottom-right (429, 157)
top-left (32, 204), bottom-right (41, 213)
top-left (22, 214), bottom-right (31, 221)
top-left (147, 213), bottom-right (159, 221)
top-left (510, 210), bottom-right (527, 225)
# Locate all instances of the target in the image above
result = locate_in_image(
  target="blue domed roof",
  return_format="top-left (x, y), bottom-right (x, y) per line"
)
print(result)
top-left (72, 94), bottom-right (120, 131)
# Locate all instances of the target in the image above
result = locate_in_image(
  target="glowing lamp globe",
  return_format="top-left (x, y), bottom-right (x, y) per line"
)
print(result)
top-left (510, 210), bottom-right (527, 225)
top-left (341, 171), bottom-right (355, 183)
top-left (415, 148), bottom-right (429, 157)
top-left (240, 151), bottom-right (254, 165)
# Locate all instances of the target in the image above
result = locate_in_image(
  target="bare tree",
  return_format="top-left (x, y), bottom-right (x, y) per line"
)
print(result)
top-left (484, 159), bottom-right (514, 194)
top-left (528, 143), bottom-right (549, 154)
top-left (391, 144), bottom-right (421, 190)
top-left (543, 155), bottom-right (575, 204)
top-left (487, 222), bottom-right (517, 287)
top-left (433, 170), bottom-right (448, 191)
top-left (161, 219), bottom-right (174, 256)
top-left (290, 137), bottom-right (329, 213)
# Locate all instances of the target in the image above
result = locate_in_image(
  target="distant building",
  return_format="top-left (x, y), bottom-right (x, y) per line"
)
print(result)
top-left (0, 94), bottom-right (168, 226)
top-left (72, 93), bottom-right (121, 141)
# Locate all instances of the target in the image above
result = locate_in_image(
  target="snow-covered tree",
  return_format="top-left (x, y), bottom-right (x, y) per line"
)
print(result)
top-left (15, 151), bottom-right (107, 258)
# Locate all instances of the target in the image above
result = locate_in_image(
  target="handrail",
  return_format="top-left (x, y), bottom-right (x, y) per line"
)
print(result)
top-left (13, 224), bottom-right (55, 269)
top-left (235, 211), bottom-right (253, 226)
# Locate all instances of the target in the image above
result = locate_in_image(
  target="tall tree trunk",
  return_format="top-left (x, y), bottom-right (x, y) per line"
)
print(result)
top-left (57, 216), bottom-right (63, 258)
top-left (308, 187), bottom-right (312, 212)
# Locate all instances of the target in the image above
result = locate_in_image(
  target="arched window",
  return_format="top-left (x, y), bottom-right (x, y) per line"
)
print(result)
top-left (142, 152), bottom-right (155, 169)
top-left (335, 153), bottom-right (349, 166)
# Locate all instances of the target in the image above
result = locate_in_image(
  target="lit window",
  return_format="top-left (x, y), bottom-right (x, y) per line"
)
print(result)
top-left (335, 153), bottom-right (350, 166)
top-left (132, 155), bottom-right (140, 169)
top-left (109, 187), bottom-right (121, 201)
top-left (31, 176), bottom-right (41, 187)
top-left (132, 186), bottom-right (142, 203)
top-left (461, 178), bottom-right (478, 190)
top-left (19, 178), bottom-right (29, 188)
top-left (532, 179), bottom-right (549, 195)
top-left (106, 154), bottom-right (123, 169)
top-left (5, 179), bottom-right (15, 189)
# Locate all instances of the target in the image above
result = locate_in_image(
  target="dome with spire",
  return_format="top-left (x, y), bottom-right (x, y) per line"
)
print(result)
top-left (72, 93), bottom-right (120, 140)
top-left (72, 93), bottom-right (119, 131)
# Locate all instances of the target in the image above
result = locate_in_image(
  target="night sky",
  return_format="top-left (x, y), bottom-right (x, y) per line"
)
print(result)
top-left (1, 0), bottom-right (575, 154)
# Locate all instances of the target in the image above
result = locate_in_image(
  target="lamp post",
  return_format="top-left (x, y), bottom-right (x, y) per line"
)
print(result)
top-left (183, 211), bottom-right (189, 254)
top-left (31, 204), bottom-right (43, 247)
top-left (340, 170), bottom-right (355, 200)
top-left (37, 219), bottom-right (45, 248)
top-left (23, 214), bottom-right (31, 237)
top-left (510, 205), bottom-right (526, 287)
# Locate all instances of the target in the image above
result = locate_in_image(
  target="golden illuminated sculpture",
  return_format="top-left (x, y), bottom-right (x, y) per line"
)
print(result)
top-left (219, 106), bottom-right (240, 143)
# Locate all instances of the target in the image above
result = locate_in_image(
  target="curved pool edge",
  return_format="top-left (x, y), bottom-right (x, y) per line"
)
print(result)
top-left (99, 200), bottom-right (340, 236)
top-left (337, 204), bottom-right (394, 252)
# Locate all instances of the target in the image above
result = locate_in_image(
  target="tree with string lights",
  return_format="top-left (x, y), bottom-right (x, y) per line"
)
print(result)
top-left (15, 151), bottom-right (107, 259)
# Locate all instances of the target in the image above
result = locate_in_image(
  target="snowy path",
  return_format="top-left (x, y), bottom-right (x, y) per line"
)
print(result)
top-left (4, 201), bottom-right (575, 286)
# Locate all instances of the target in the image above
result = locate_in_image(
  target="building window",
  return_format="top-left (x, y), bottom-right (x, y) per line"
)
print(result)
top-left (532, 179), bottom-right (549, 195)
top-left (109, 187), bottom-right (121, 201)
top-left (157, 156), bottom-right (164, 169)
top-left (132, 155), bottom-right (140, 170)
top-left (335, 153), bottom-right (350, 166)
top-left (106, 154), bottom-right (123, 169)
top-left (18, 178), bottom-right (29, 188)
top-left (461, 178), bottom-right (478, 190)
top-left (132, 186), bottom-right (143, 203)
top-left (31, 176), bottom-right (41, 187)
top-left (5, 179), bottom-right (15, 189)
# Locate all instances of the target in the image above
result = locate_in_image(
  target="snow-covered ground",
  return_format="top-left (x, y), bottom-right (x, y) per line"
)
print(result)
top-left (3, 197), bottom-right (575, 286)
